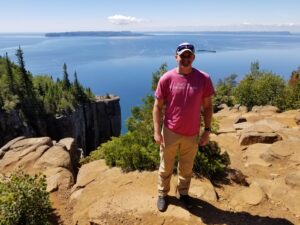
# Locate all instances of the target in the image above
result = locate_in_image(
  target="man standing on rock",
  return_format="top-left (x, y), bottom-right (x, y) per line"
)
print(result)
top-left (153, 42), bottom-right (215, 212)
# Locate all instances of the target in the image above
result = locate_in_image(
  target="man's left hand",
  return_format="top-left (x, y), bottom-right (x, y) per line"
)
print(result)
top-left (199, 131), bottom-right (210, 146)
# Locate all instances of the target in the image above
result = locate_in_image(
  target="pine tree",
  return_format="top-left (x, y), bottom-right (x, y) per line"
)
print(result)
top-left (73, 71), bottom-right (85, 102)
top-left (5, 52), bottom-right (15, 94)
top-left (62, 63), bottom-right (71, 90)
top-left (15, 46), bottom-right (33, 98)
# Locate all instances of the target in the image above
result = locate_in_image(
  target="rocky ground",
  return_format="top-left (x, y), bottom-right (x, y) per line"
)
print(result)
top-left (0, 105), bottom-right (299, 225)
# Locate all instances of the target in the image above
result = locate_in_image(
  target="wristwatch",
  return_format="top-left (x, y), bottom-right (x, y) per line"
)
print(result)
top-left (204, 127), bottom-right (211, 132)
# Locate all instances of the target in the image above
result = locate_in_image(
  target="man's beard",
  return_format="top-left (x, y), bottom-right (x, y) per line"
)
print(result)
top-left (181, 60), bottom-right (191, 67)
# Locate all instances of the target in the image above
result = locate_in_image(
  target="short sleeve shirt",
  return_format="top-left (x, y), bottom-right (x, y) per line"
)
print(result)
top-left (155, 68), bottom-right (215, 136)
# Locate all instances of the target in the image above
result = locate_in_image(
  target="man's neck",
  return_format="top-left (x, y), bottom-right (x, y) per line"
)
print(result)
top-left (176, 66), bottom-right (193, 75)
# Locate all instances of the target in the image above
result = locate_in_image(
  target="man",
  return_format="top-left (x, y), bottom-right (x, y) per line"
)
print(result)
top-left (153, 42), bottom-right (215, 212)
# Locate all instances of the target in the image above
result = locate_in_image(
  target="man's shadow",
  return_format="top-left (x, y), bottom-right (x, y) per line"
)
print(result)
top-left (167, 196), bottom-right (294, 225)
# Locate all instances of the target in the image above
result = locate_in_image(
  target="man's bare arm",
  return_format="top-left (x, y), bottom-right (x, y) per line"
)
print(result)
top-left (153, 98), bottom-right (164, 145)
top-left (200, 96), bottom-right (213, 146)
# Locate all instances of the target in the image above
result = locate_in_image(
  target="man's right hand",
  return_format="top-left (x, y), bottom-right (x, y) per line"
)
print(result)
top-left (154, 132), bottom-right (164, 146)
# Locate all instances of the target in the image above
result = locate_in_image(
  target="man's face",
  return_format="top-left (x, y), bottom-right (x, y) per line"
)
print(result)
top-left (176, 51), bottom-right (195, 68)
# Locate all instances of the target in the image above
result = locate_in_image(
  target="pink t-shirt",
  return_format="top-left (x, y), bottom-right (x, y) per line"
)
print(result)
top-left (155, 68), bottom-right (215, 136)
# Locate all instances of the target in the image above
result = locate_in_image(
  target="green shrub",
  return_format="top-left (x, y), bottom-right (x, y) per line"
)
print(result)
top-left (213, 74), bottom-right (238, 111)
top-left (193, 141), bottom-right (230, 179)
top-left (0, 171), bottom-right (52, 225)
top-left (233, 62), bottom-right (286, 110)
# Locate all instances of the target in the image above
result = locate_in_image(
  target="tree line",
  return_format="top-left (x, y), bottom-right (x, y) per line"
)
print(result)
top-left (213, 62), bottom-right (300, 111)
top-left (0, 47), bottom-right (95, 121)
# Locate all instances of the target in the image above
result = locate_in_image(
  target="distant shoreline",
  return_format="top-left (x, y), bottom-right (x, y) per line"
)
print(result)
top-left (0, 31), bottom-right (297, 36)
top-left (45, 31), bottom-right (149, 37)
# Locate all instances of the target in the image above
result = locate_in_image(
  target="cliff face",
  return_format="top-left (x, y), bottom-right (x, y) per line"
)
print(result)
top-left (0, 96), bottom-right (121, 155)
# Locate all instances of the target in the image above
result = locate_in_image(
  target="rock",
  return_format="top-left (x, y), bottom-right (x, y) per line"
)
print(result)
top-left (261, 140), bottom-right (299, 163)
top-left (0, 136), bottom-right (26, 158)
top-left (217, 103), bottom-right (229, 111)
top-left (59, 138), bottom-right (81, 174)
top-left (251, 105), bottom-right (280, 114)
top-left (230, 182), bottom-right (266, 206)
top-left (44, 167), bottom-right (74, 192)
top-left (0, 137), bottom-right (53, 171)
top-left (260, 105), bottom-right (280, 114)
top-left (295, 114), bottom-right (300, 125)
top-left (251, 106), bottom-right (263, 112)
top-left (276, 128), bottom-right (300, 141)
top-left (234, 116), bottom-right (247, 124)
top-left (254, 178), bottom-right (300, 217)
top-left (239, 131), bottom-right (282, 146)
top-left (34, 144), bottom-right (71, 170)
top-left (254, 119), bottom-right (288, 132)
top-left (285, 171), bottom-right (300, 188)
top-left (239, 106), bottom-right (248, 113)
top-left (217, 127), bottom-right (236, 134)
top-left (243, 143), bottom-right (272, 167)
top-left (234, 122), bottom-right (252, 130)
top-left (239, 124), bottom-right (282, 145)
top-left (189, 178), bottom-right (217, 202)
top-left (0, 136), bottom-right (76, 196)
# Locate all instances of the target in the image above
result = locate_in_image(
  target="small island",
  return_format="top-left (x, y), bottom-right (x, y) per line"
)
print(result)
top-left (45, 31), bottom-right (148, 37)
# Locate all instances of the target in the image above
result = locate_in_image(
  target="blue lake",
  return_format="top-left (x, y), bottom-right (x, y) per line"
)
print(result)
top-left (1, 32), bottom-right (300, 132)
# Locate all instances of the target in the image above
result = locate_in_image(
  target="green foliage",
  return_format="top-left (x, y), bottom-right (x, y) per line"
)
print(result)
top-left (213, 74), bottom-right (237, 111)
top-left (83, 64), bottom-right (229, 179)
top-left (0, 48), bottom-right (95, 116)
top-left (234, 62), bottom-right (286, 110)
top-left (0, 171), bottom-right (52, 225)
top-left (193, 141), bottom-right (230, 179)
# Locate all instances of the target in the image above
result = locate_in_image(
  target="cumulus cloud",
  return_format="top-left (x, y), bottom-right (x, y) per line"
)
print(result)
top-left (107, 14), bottom-right (146, 25)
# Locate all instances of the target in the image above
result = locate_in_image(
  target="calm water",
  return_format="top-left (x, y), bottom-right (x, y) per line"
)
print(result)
top-left (1, 32), bottom-right (300, 132)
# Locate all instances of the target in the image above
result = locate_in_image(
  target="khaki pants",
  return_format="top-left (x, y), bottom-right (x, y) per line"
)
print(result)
top-left (158, 126), bottom-right (199, 197)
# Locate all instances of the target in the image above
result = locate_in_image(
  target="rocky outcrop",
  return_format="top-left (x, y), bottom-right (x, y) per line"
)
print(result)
top-left (0, 95), bottom-right (121, 155)
top-left (0, 136), bottom-right (76, 192)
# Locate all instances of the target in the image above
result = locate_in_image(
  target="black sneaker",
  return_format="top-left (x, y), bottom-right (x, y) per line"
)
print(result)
top-left (157, 196), bottom-right (167, 212)
top-left (178, 194), bottom-right (193, 209)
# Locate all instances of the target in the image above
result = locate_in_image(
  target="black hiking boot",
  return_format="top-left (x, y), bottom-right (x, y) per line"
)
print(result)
top-left (157, 196), bottom-right (167, 212)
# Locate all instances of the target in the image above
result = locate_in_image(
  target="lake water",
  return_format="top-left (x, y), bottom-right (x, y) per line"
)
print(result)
top-left (1, 32), bottom-right (300, 132)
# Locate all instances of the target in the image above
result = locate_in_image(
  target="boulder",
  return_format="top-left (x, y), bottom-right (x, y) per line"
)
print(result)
top-left (295, 114), bottom-right (300, 125)
top-left (0, 136), bottom-right (76, 195)
top-left (34, 144), bottom-right (71, 170)
top-left (260, 140), bottom-right (299, 163)
top-left (234, 116), bottom-right (247, 124)
top-left (285, 171), bottom-right (300, 189)
top-left (189, 178), bottom-right (217, 202)
top-left (230, 182), bottom-right (266, 206)
top-left (254, 178), bottom-right (300, 217)
top-left (234, 122), bottom-right (252, 130)
top-left (239, 124), bottom-right (282, 145)
top-left (254, 119), bottom-right (288, 131)
top-left (243, 143), bottom-right (272, 167)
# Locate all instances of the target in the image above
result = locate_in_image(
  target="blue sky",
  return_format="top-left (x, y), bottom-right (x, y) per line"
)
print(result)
top-left (1, 0), bottom-right (300, 32)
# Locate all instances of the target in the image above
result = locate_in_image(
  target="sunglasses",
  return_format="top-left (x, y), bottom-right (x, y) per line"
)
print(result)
top-left (176, 44), bottom-right (195, 54)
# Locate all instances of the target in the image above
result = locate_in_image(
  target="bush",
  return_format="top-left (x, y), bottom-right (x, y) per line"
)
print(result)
top-left (0, 171), bottom-right (52, 225)
top-left (193, 141), bottom-right (230, 179)
top-left (213, 74), bottom-right (237, 111)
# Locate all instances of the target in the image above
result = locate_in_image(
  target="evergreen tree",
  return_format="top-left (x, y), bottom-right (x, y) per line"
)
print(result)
top-left (15, 46), bottom-right (33, 98)
top-left (62, 63), bottom-right (71, 89)
top-left (4, 52), bottom-right (15, 94)
top-left (73, 71), bottom-right (85, 102)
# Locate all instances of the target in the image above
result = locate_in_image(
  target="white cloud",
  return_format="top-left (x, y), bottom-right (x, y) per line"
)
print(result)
top-left (107, 14), bottom-right (146, 25)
